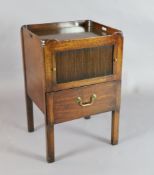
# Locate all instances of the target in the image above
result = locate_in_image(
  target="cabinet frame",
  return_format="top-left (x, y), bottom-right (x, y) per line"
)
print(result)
top-left (21, 20), bottom-right (123, 163)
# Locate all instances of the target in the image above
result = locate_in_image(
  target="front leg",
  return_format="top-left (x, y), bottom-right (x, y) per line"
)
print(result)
top-left (111, 110), bottom-right (119, 145)
top-left (25, 93), bottom-right (34, 132)
top-left (45, 93), bottom-right (55, 163)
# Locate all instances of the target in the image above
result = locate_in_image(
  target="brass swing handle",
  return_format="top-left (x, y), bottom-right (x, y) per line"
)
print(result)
top-left (75, 94), bottom-right (97, 107)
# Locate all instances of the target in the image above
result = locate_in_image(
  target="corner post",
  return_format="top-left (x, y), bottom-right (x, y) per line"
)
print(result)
top-left (111, 32), bottom-right (123, 145)
top-left (45, 93), bottom-right (55, 163)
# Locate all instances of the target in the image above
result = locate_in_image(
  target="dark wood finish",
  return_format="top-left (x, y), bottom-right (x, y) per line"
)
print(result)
top-left (111, 111), bottom-right (119, 145)
top-left (55, 45), bottom-right (114, 83)
top-left (27, 20), bottom-right (119, 38)
top-left (21, 20), bottom-right (123, 163)
top-left (111, 79), bottom-right (122, 145)
top-left (25, 94), bottom-right (34, 132)
top-left (53, 81), bottom-right (116, 124)
top-left (27, 20), bottom-right (120, 92)
top-left (45, 93), bottom-right (55, 162)
top-left (21, 28), bottom-right (34, 132)
top-left (52, 75), bottom-right (116, 91)
top-left (21, 27), bottom-right (46, 113)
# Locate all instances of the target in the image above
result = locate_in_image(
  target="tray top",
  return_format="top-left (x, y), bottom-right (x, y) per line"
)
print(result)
top-left (26, 20), bottom-right (120, 41)
top-left (38, 31), bottom-right (104, 41)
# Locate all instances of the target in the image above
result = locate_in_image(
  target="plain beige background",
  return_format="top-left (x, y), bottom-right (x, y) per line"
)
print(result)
top-left (0, 0), bottom-right (154, 174)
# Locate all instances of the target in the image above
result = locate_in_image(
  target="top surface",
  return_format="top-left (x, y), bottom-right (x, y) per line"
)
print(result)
top-left (26, 20), bottom-right (119, 41)
top-left (38, 28), bottom-right (106, 41)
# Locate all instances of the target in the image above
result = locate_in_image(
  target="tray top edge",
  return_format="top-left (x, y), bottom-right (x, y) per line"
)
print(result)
top-left (22, 20), bottom-right (122, 42)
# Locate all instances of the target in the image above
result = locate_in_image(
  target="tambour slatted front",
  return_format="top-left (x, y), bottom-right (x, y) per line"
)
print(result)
top-left (55, 45), bottom-right (114, 83)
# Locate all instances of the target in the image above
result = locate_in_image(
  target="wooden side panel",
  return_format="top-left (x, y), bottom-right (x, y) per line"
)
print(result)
top-left (21, 27), bottom-right (45, 113)
top-left (53, 81), bottom-right (117, 124)
top-left (55, 45), bottom-right (114, 83)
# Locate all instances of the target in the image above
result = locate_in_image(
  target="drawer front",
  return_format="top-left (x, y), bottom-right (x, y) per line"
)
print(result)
top-left (53, 81), bottom-right (117, 124)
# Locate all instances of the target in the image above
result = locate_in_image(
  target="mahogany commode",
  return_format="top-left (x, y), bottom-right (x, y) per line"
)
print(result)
top-left (21, 20), bottom-right (123, 163)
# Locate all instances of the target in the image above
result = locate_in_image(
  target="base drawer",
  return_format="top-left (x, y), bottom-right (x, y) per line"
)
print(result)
top-left (53, 81), bottom-right (117, 124)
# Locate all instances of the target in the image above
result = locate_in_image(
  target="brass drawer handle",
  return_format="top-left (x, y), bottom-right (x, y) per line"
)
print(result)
top-left (75, 94), bottom-right (97, 107)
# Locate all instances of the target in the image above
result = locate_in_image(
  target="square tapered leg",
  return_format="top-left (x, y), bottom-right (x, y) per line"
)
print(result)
top-left (111, 110), bottom-right (119, 145)
top-left (45, 94), bottom-right (55, 163)
top-left (25, 93), bottom-right (34, 132)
